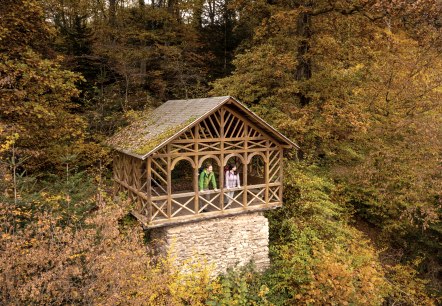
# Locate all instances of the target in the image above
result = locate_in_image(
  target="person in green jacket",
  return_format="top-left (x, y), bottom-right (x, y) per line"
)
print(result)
top-left (199, 163), bottom-right (218, 212)
top-left (199, 163), bottom-right (218, 191)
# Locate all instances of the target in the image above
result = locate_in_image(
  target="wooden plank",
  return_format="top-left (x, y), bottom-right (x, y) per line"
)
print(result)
top-left (112, 153), bottom-right (120, 197)
top-left (136, 159), bottom-right (142, 211)
top-left (199, 142), bottom-right (220, 151)
top-left (151, 199), bottom-right (168, 220)
top-left (247, 187), bottom-right (266, 206)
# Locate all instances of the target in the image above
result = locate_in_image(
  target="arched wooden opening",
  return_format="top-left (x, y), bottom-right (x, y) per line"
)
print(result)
top-left (224, 155), bottom-right (245, 209)
top-left (171, 159), bottom-right (194, 193)
top-left (169, 158), bottom-right (196, 218)
top-left (247, 154), bottom-right (266, 207)
top-left (248, 154), bottom-right (266, 185)
top-left (198, 154), bottom-right (221, 169)
top-left (171, 156), bottom-right (196, 170)
top-left (197, 156), bottom-right (221, 213)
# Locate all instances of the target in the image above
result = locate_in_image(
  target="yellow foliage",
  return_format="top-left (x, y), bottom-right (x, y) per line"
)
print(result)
top-left (0, 132), bottom-right (19, 154)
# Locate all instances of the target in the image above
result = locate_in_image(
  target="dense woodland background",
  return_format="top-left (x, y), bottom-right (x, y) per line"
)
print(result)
top-left (0, 0), bottom-right (441, 305)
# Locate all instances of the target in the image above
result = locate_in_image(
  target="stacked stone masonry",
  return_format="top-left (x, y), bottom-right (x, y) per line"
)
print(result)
top-left (150, 212), bottom-right (270, 275)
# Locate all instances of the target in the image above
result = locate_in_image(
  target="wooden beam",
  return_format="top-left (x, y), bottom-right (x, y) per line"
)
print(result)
top-left (147, 157), bottom-right (152, 223)
top-left (167, 144), bottom-right (172, 219)
top-left (112, 152), bottom-right (119, 197)
top-left (141, 204), bottom-right (282, 229)
top-left (279, 149), bottom-right (284, 203)
top-left (220, 107), bottom-right (225, 210)
top-left (223, 106), bottom-right (281, 148)
top-left (194, 124), bottom-right (199, 214)
top-left (243, 124), bottom-right (248, 208)
top-left (153, 147), bottom-right (279, 158)
top-left (114, 178), bottom-right (148, 200)
top-left (265, 140), bottom-right (270, 206)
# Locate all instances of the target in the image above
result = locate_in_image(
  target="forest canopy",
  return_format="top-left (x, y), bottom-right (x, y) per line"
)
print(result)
top-left (1, 0), bottom-right (441, 305)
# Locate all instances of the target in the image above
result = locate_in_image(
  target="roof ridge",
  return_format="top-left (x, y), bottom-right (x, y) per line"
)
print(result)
top-left (107, 96), bottom-right (298, 159)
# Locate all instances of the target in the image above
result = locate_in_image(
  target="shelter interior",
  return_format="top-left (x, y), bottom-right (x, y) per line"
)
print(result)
top-left (112, 98), bottom-right (291, 228)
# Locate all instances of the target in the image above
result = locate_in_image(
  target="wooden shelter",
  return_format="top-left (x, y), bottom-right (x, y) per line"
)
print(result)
top-left (107, 96), bottom-right (298, 228)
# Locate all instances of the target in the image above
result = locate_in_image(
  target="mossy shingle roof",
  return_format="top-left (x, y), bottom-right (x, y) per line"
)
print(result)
top-left (107, 96), bottom-right (298, 159)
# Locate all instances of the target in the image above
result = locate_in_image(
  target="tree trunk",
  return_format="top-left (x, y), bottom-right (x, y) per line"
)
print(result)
top-left (168, 0), bottom-right (180, 22)
top-left (208, 0), bottom-right (216, 25)
top-left (295, 7), bottom-right (312, 106)
top-left (192, 0), bottom-right (204, 29)
top-left (109, 0), bottom-right (116, 26)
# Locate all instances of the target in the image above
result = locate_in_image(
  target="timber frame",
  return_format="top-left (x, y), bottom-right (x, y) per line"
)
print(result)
top-left (108, 96), bottom-right (298, 228)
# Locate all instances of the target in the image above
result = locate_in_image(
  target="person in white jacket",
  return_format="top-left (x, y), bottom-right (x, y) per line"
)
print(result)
top-left (224, 164), bottom-right (240, 205)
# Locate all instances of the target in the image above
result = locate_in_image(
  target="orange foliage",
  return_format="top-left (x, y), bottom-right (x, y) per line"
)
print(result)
top-left (0, 194), bottom-right (215, 305)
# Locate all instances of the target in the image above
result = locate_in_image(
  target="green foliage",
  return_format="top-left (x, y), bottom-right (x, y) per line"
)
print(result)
top-left (1, 0), bottom-right (441, 303)
top-left (385, 261), bottom-right (438, 306)
top-left (0, 0), bottom-right (105, 173)
top-left (0, 170), bottom-right (98, 233)
top-left (267, 161), bottom-right (346, 245)
top-left (212, 1), bottom-right (441, 300)
top-left (207, 265), bottom-right (271, 306)
top-left (263, 162), bottom-right (389, 305)
top-left (133, 116), bottom-right (197, 155)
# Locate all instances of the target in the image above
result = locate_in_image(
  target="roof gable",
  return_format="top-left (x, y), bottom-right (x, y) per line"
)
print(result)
top-left (107, 96), bottom-right (298, 159)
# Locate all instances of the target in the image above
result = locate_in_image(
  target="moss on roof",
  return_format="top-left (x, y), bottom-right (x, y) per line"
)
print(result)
top-left (107, 96), bottom-right (298, 159)
top-left (107, 97), bottom-right (230, 158)
top-left (133, 116), bottom-right (197, 155)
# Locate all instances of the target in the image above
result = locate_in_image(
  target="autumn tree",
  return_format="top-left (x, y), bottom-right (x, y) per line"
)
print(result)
top-left (212, 0), bottom-right (442, 299)
top-left (0, 0), bottom-right (93, 173)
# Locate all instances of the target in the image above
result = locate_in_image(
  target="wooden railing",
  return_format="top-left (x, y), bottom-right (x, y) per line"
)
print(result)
top-left (148, 183), bottom-right (282, 223)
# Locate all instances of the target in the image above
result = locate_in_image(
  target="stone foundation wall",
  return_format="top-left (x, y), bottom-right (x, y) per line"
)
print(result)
top-left (150, 212), bottom-right (270, 275)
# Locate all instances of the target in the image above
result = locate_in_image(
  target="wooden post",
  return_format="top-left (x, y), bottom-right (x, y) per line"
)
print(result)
top-left (220, 108), bottom-right (225, 210)
top-left (265, 141), bottom-right (270, 206)
top-left (279, 149), bottom-right (283, 203)
top-left (243, 124), bottom-right (248, 208)
top-left (135, 159), bottom-right (142, 211)
top-left (167, 144), bottom-right (172, 219)
top-left (194, 125), bottom-right (199, 214)
top-left (112, 152), bottom-right (119, 197)
top-left (147, 157), bottom-right (152, 222)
